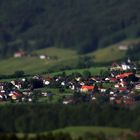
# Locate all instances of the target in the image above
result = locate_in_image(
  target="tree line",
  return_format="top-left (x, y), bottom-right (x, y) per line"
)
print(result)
top-left (0, 103), bottom-right (140, 133)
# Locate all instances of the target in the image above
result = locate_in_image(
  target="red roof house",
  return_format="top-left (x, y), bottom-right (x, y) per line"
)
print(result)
top-left (116, 72), bottom-right (133, 79)
top-left (80, 85), bottom-right (94, 92)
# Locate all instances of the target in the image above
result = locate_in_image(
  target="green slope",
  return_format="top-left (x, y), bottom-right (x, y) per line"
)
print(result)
top-left (52, 126), bottom-right (131, 138)
top-left (33, 47), bottom-right (77, 60)
top-left (89, 38), bottom-right (140, 62)
top-left (16, 126), bottom-right (131, 139)
top-left (0, 38), bottom-right (138, 75)
top-left (0, 47), bottom-right (78, 75)
top-left (89, 46), bottom-right (125, 62)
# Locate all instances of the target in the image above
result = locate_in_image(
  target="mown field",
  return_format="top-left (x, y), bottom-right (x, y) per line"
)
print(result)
top-left (0, 38), bottom-right (139, 75)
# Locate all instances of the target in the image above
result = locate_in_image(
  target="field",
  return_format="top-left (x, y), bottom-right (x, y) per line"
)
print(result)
top-left (0, 48), bottom-right (118, 75)
top-left (50, 66), bottom-right (108, 76)
top-left (89, 45), bottom-right (126, 62)
top-left (0, 38), bottom-right (139, 75)
top-left (89, 38), bottom-right (140, 62)
top-left (52, 126), bottom-right (131, 138)
top-left (15, 126), bottom-right (131, 139)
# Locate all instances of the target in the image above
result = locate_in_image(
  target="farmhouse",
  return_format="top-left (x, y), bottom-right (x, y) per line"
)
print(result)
top-left (118, 45), bottom-right (128, 51)
top-left (14, 51), bottom-right (25, 58)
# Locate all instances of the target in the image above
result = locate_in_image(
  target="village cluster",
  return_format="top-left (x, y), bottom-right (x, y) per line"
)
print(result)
top-left (0, 58), bottom-right (140, 105)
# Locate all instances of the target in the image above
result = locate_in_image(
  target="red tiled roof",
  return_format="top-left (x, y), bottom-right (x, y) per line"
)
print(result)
top-left (81, 85), bottom-right (94, 90)
top-left (118, 87), bottom-right (127, 91)
top-left (116, 72), bottom-right (133, 79)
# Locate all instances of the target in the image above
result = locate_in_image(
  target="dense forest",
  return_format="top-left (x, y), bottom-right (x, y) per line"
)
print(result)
top-left (0, 103), bottom-right (140, 133)
top-left (0, 0), bottom-right (140, 57)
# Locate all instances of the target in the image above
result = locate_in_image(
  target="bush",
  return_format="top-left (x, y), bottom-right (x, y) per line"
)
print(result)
top-left (14, 71), bottom-right (25, 78)
top-left (82, 70), bottom-right (91, 78)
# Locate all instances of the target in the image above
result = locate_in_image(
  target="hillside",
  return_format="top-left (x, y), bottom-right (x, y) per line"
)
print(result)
top-left (0, 40), bottom-right (129, 75)
top-left (0, 38), bottom-right (139, 75)
top-left (52, 126), bottom-right (131, 138)
top-left (0, 0), bottom-right (140, 57)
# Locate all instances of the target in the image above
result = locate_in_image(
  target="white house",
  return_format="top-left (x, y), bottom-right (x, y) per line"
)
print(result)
top-left (118, 45), bottom-right (128, 51)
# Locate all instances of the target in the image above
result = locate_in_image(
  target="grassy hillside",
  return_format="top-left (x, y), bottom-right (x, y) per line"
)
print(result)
top-left (0, 47), bottom-right (76, 74)
top-left (0, 40), bottom-right (133, 75)
top-left (89, 45), bottom-right (126, 62)
top-left (0, 38), bottom-right (139, 75)
top-left (52, 126), bottom-right (131, 138)
top-left (0, 47), bottom-right (113, 75)
top-left (17, 126), bottom-right (131, 139)
top-left (89, 38), bottom-right (140, 62)
top-left (50, 67), bottom-right (108, 76)
top-left (34, 47), bottom-right (77, 59)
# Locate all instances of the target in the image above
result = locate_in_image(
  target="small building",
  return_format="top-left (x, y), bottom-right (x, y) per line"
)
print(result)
top-left (14, 51), bottom-right (25, 58)
top-left (135, 84), bottom-right (140, 90)
top-left (39, 55), bottom-right (46, 60)
top-left (118, 45), bottom-right (128, 51)
top-left (80, 85), bottom-right (94, 93)
top-left (116, 72), bottom-right (134, 79)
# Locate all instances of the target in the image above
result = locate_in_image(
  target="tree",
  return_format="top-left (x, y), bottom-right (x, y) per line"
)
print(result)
top-left (14, 71), bottom-right (25, 78)
top-left (82, 70), bottom-right (91, 79)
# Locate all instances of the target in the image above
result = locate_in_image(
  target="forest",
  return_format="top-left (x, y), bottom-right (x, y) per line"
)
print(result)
top-left (0, 0), bottom-right (140, 57)
top-left (0, 103), bottom-right (140, 133)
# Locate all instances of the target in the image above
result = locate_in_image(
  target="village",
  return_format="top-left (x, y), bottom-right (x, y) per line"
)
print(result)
top-left (0, 58), bottom-right (140, 106)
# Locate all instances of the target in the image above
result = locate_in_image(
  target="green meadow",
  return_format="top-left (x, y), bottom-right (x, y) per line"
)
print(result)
top-left (51, 126), bottom-right (131, 138)
top-left (0, 38), bottom-right (139, 75)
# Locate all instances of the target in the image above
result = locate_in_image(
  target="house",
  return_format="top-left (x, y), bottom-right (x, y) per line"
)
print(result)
top-left (91, 96), bottom-right (96, 101)
top-left (120, 81), bottom-right (128, 87)
top-left (110, 63), bottom-right (122, 71)
top-left (61, 81), bottom-right (65, 86)
top-left (110, 91), bottom-right (115, 95)
top-left (115, 81), bottom-right (128, 88)
top-left (0, 92), bottom-right (7, 101)
top-left (42, 92), bottom-right (48, 97)
top-left (114, 83), bottom-right (120, 88)
top-left (75, 77), bottom-right (81, 82)
top-left (118, 45), bottom-right (128, 51)
top-left (110, 96), bottom-right (116, 102)
top-left (39, 55), bottom-right (51, 60)
top-left (123, 97), bottom-right (134, 105)
top-left (9, 91), bottom-right (22, 100)
top-left (100, 88), bottom-right (107, 93)
top-left (14, 51), bottom-right (25, 58)
top-left (135, 84), bottom-right (140, 90)
top-left (121, 59), bottom-right (136, 71)
top-left (0, 93), bottom-right (4, 100)
top-left (80, 85), bottom-right (94, 93)
top-left (63, 99), bottom-right (73, 105)
top-left (39, 55), bottom-right (46, 60)
top-left (114, 97), bottom-right (123, 104)
top-left (11, 80), bottom-right (22, 89)
top-left (121, 62), bottom-right (130, 70)
top-left (28, 98), bottom-right (33, 102)
top-left (0, 82), bottom-right (5, 90)
top-left (43, 80), bottom-right (50, 86)
top-left (116, 72), bottom-right (134, 79)
top-left (118, 87), bottom-right (128, 93)
top-left (109, 78), bottom-right (118, 83)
